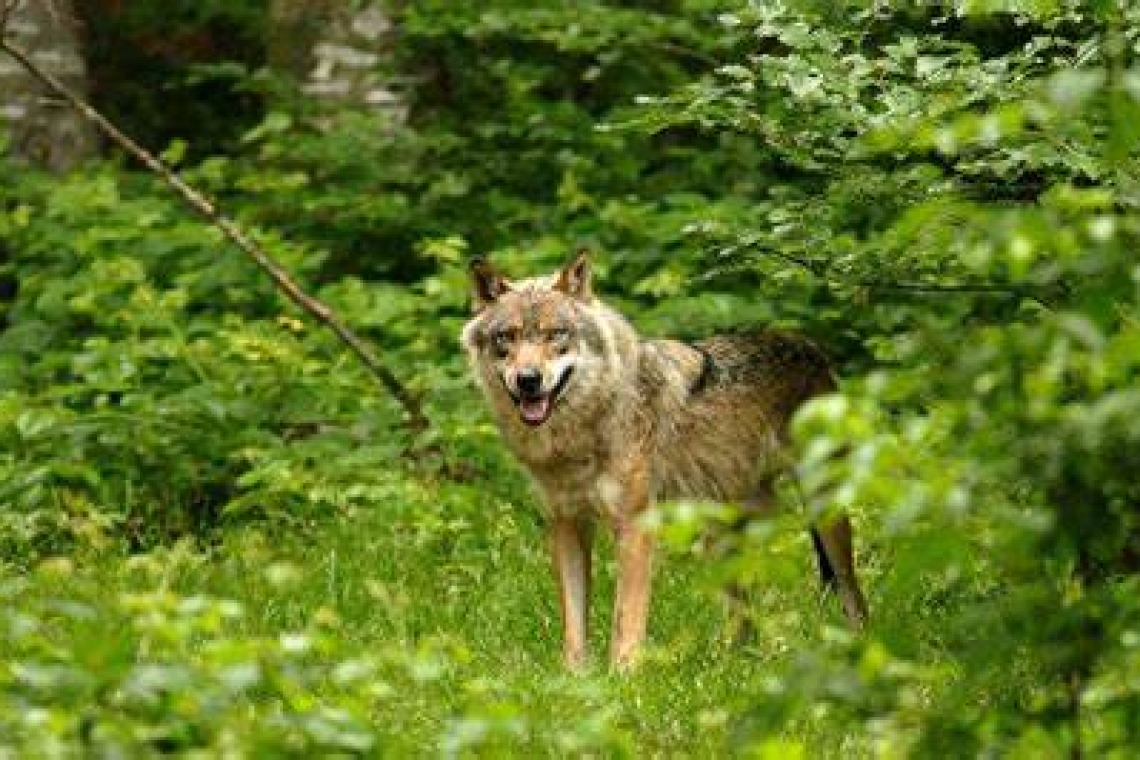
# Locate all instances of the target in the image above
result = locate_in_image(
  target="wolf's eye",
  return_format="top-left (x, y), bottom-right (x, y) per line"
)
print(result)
top-left (549, 328), bottom-right (572, 353)
top-left (491, 331), bottom-right (514, 357)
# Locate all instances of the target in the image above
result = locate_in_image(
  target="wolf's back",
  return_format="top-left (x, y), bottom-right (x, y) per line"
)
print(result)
top-left (690, 330), bottom-right (836, 415)
top-left (648, 330), bottom-right (835, 501)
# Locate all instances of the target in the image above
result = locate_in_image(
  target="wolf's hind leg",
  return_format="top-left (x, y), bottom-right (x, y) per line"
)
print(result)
top-left (719, 479), bottom-right (780, 643)
top-left (811, 514), bottom-right (869, 627)
top-left (550, 515), bottom-right (594, 670)
top-left (728, 481), bottom-right (868, 636)
top-left (742, 479), bottom-right (779, 518)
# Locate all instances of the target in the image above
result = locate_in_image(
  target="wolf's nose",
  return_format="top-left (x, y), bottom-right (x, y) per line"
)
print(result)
top-left (516, 368), bottom-right (543, 397)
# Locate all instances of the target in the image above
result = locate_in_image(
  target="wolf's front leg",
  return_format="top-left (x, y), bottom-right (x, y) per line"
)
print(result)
top-left (549, 515), bottom-right (593, 670)
top-left (609, 468), bottom-right (654, 671)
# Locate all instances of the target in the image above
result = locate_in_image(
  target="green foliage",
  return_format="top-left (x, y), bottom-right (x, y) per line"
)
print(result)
top-left (0, 485), bottom-right (854, 756)
top-left (0, 165), bottom-right (421, 557)
top-left (3, 0), bottom-right (1140, 754)
top-left (77, 0), bottom-right (269, 156)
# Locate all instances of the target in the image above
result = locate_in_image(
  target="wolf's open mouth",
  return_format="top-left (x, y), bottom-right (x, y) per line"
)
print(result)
top-left (515, 367), bottom-right (574, 427)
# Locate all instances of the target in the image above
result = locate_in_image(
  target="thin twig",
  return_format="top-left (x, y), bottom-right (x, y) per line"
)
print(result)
top-left (745, 244), bottom-right (1054, 307)
top-left (855, 279), bottom-right (1047, 301)
top-left (0, 20), bottom-right (428, 433)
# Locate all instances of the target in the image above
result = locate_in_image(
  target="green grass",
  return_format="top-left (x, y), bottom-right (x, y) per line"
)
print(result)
top-left (1, 462), bottom-right (1009, 757)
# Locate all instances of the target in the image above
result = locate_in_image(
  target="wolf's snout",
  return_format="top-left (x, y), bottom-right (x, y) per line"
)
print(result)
top-left (513, 366), bottom-right (556, 427)
top-left (516, 367), bottom-right (543, 398)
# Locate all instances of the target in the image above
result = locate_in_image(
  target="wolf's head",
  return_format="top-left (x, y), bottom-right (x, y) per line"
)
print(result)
top-left (461, 252), bottom-right (605, 428)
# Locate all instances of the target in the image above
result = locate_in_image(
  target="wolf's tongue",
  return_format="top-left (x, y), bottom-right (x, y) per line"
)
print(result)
top-left (520, 396), bottom-right (551, 425)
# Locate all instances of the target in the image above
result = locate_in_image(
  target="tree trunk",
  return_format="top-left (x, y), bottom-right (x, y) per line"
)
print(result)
top-left (0, 0), bottom-right (97, 170)
top-left (268, 0), bottom-right (405, 124)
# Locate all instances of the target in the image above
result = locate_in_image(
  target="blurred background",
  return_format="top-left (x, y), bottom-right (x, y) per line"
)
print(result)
top-left (2, 0), bottom-right (1140, 755)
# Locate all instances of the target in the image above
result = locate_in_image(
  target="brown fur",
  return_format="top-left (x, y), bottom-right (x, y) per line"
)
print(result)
top-left (462, 253), bottom-right (868, 670)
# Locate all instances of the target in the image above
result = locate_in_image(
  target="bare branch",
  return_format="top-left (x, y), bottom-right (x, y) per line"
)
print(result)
top-left (743, 243), bottom-right (1054, 308)
top-left (0, 28), bottom-right (429, 434)
top-left (855, 280), bottom-right (1038, 298)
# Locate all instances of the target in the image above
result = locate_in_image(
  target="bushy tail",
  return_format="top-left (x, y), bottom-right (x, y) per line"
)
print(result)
top-left (809, 527), bottom-right (838, 591)
top-left (795, 470), bottom-right (839, 592)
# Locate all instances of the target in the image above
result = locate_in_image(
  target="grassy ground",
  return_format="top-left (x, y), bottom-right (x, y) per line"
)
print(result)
top-left (2, 455), bottom-right (993, 757)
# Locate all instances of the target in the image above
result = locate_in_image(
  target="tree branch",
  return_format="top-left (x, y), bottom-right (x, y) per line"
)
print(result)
top-left (744, 244), bottom-right (1055, 307)
top-left (0, 14), bottom-right (428, 434)
top-left (854, 279), bottom-right (1052, 303)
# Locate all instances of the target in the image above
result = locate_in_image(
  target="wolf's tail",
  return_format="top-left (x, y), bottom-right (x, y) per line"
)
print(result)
top-left (788, 469), bottom-right (839, 591)
top-left (809, 527), bottom-right (838, 590)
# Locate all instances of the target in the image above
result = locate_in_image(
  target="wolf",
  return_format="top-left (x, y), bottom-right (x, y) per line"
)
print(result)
top-left (461, 252), bottom-right (868, 670)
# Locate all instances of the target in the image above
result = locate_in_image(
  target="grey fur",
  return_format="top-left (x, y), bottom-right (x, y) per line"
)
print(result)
top-left (461, 255), bottom-right (868, 668)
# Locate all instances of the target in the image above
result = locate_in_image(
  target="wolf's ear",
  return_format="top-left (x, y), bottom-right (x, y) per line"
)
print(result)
top-left (554, 249), bottom-right (592, 301)
top-left (470, 257), bottom-right (511, 313)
